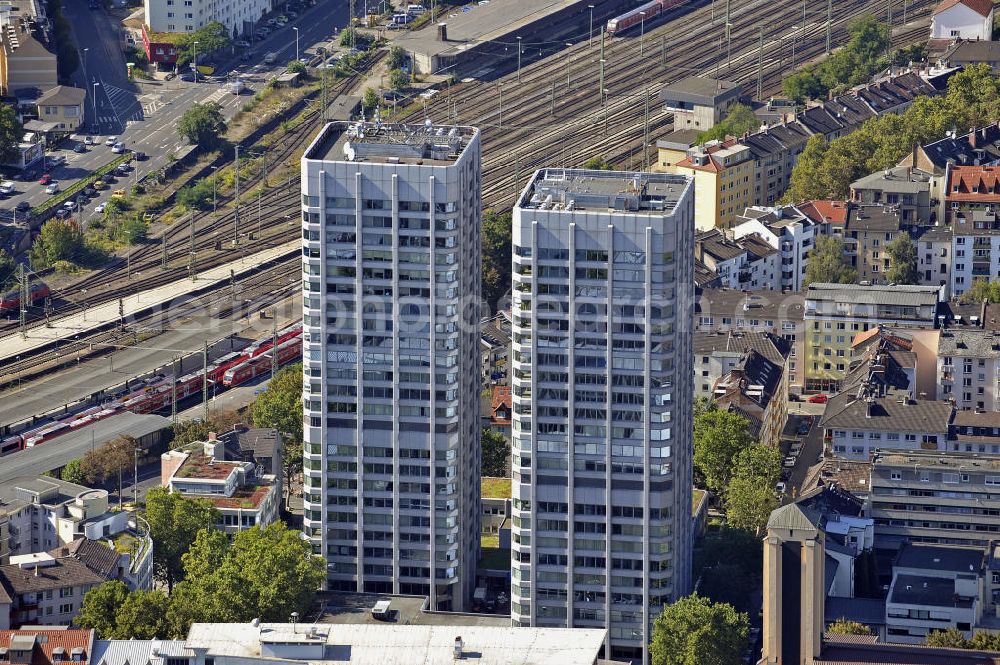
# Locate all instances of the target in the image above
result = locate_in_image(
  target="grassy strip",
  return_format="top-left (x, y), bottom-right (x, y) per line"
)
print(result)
top-left (33, 154), bottom-right (131, 216)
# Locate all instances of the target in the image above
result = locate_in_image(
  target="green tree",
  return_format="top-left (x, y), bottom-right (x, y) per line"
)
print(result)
top-left (388, 68), bottom-right (410, 91)
top-left (29, 218), bottom-right (84, 269)
top-left (0, 248), bottom-right (16, 291)
top-left (251, 363), bottom-right (303, 503)
top-left (168, 523), bottom-right (325, 635)
top-left (114, 589), bottom-right (170, 639)
top-left (885, 230), bottom-right (918, 284)
top-left (81, 435), bottom-right (136, 505)
top-left (386, 45), bottom-right (406, 70)
top-left (287, 60), bottom-right (306, 75)
top-left (782, 70), bottom-right (825, 103)
top-left (176, 21), bottom-right (231, 67)
top-left (698, 104), bottom-right (759, 142)
top-left (362, 87), bottom-right (379, 111)
top-left (0, 105), bottom-right (23, 163)
top-left (925, 628), bottom-right (971, 649)
top-left (693, 409), bottom-right (755, 495)
top-left (177, 179), bottom-right (216, 210)
top-left (828, 619), bottom-right (872, 636)
top-left (75, 581), bottom-right (129, 637)
top-left (650, 594), bottom-right (750, 665)
top-left (804, 236), bottom-right (857, 286)
top-left (144, 486), bottom-right (219, 592)
top-left (969, 631), bottom-right (1000, 651)
top-left (170, 411), bottom-right (243, 448)
top-left (60, 458), bottom-right (88, 486)
top-left (725, 444), bottom-right (782, 535)
top-left (481, 428), bottom-right (510, 478)
top-left (177, 102), bottom-right (227, 151)
top-left (783, 134), bottom-right (829, 202)
top-left (959, 279), bottom-right (1000, 304)
top-left (583, 156), bottom-right (614, 170)
top-left (481, 208), bottom-right (512, 311)
top-left (695, 526), bottom-right (762, 610)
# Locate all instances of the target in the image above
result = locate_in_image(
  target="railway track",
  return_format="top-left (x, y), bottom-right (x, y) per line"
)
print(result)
top-left (0, 55), bottom-right (382, 340)
top-left (413, 0), bottom-right (937, 207)
top-left (0, 255), bottom-right (300, 389)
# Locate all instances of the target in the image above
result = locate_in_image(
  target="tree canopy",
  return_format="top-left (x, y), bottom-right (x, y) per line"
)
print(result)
top-left (29, 218), bottom-right (84, 270)
top-left (481, 208), bottom-right (512, 312)
top-left (693, 409), bottom-right (755, 495)
top-left (885, 230), bottom-right (918, 284)
top-left (167, 522), bottom-right (325, 635)
top-left (287, 60), bottom-right (307, 75)
top-left (725, 444), bottom-right (782, 535)
top-left (81, 435), bottom-right (136, 504)
top-left (781, 15), bottom-right (890, 103)
top-left (828, 619), bottom-right (872, 636)
top-left (698, 104), bottom-right (759, 143)
top-left (804, 236), bottom-right (857, 286)
top-left (959, 279), bottom-right (1000, 304)
top-left (176, 22), bottom-right (231, 67)
top-left (144, 487), bottom-right (219, 592)
top-left (0, 105), bottom-right (23, 163)
top-left (650, 594), bottom-right (749, 665)
top-left (583, 156), bottom-right (614, 170)
top-left (251, 363), bottom-right (303, 502)
top-left (177, 102), bottom-right (227, 151)
top-left (481, 428), bottom-right (510, 478)
top-left (388, 68), bottom-right (410, 91)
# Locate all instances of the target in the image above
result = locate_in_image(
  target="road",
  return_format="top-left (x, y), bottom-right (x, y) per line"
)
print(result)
top-left (780, 405), bottom-right (827, 502)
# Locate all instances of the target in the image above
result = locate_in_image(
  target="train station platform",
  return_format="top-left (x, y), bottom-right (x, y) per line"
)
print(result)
top-left (0, 240), bottom-right (299, 365)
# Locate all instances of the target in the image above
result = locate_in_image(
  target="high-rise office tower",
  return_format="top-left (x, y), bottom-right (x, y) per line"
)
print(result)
top-left (300, 121), bottom-right (482, 611)
top-left (509, 169), bottom-right (695, 661)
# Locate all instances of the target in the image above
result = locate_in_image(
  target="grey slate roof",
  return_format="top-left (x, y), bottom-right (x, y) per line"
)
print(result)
top-left (36, 85), bottom-right (85, 107)
top-left (890, 574), bottom-right (967, 607)
top-left (825, 597), bottom-right (887, 626)
top-left (693, 330), bottom-right (792, 366)
top-left (61, 538), bottom-right (122, 580)
top-left (766, 502), bottom-right (823, 532)
top-left (821, 394), bottom-right (953, 433)
top-left (895, 543), bottom-right (985, 573)
top-left (697, 288), bottom-right (806, 325)
top-left (938, 329), bottom-right (1000, 358)
top-left (0, 557), bottom-right (106, 594)
top-left (805, 283), bottom-right (942, 308)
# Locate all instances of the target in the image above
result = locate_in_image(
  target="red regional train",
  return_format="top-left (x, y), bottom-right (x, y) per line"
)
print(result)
top-left (0, 282), bottom-right (50, 315)
top-left (606, 0), bottom-right (688, 35)
top-left (0, 325), bottom-right (303, 454)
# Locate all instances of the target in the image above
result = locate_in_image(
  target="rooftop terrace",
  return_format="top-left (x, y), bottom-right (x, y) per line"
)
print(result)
top-left (519, 168), bottom-right (691, 215)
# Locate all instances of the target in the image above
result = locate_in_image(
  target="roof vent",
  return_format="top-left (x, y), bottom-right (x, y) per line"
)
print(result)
top-left (454, 637), bottom-right (464, 660)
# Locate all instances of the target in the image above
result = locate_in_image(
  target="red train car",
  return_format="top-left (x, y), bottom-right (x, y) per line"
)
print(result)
top-left (223, 337), bottom-right (302, 387)
top-left (0, 282), bottom-right (50, 315)
top-left (606, 0), bottom-right (688, 35)
top-left (244, 323), bottom-right (303, 359)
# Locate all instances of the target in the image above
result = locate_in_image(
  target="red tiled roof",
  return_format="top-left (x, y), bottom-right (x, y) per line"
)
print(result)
top-left (947, 165), bottom-right (1000, 202)
top-left (934, 0), bottom-right (994, 18)
top-left (799, 200), bottom-right (849, 224)
top-left (0, 628), bottom-right (94, 665)
top-left (490, 386), bottom-right (512, 425)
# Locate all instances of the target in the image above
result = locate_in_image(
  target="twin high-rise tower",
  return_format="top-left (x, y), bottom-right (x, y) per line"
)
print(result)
top-left (302, 122), bottom-right (694, 659)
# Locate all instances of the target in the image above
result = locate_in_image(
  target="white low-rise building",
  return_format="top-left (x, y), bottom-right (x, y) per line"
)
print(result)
top-left (144, 0), bottom-right (268, 39)
top-left (930, 0), bottom-right (994, 41)
top-left (733, 205), bottom-right (823, 291)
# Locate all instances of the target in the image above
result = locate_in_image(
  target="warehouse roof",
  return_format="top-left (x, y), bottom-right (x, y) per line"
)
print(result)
top-left (805, 283), bottom-right (942, 308)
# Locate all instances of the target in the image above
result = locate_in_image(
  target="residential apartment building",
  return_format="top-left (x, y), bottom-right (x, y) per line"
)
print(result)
top-left (657, 76), bottom-right (741, 130)
top-left (822, 392), bottom-right (952, 461)
top-left (939, 39), bottom-right (1000, 73)
top-left (160, 437), bottom-right (280, 534)
top-left (0, 5), bottom-right (55, 99)
top-left (652, 128), bottom-right (700, 173)
top-left (885, 543), bottom-right (985, 644)
top-left (803, 283), bottom-right (943, 392)
top-left (0, 553), bottom-right (107, 627)
top-left (694, 228), bottom-right (779, 291)
top-left (871, 450), bottom-right (1000, 550)
top-left (938, 329), bottom-right (1000, 410)
top-left (839, 205), bottom-right (905, 284)
top-left (711, 348), bottom-right (788, 448)
top-left (947, 165), bottom-right (1000, 222)
top-left (949, 410), bottom-right (1000, 455)
top-left (675, 139), bottom-right (754, 230)
top-left (693, 330), bottom-right (791, 399)
top-left (898, 124), bottom-right (1000, 208)
top-left (35, 86), bottom-right (84, 133)
top-left (300, 121), bottom-right (482, 610)
top-left (850, 166), bottom-right (934, 224)
top-left (0, 628), bottom-right (93, 665)
top-left (733, 204), bottom-right (822, 291)
top-left (930, 0), bottom-right (994, 41)
top-left (913, 225), bottom-right (952, 295)
top-left (144, 0), bottom-right (268, 38)
top-left (696, 289), bottom-right (805, 390)
top-left (510, 168), bottom-right (695, 661)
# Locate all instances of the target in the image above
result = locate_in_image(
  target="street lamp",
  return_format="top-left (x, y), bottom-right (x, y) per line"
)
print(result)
top-left (192, 40), bottom-right (199, 78)
top-left (516, 36), bottom-right (522, 82)
top-left (92, 82), bottom-right (99, 132)
top-left (639, 12), bottom-right (646, 56)
top-left (588, 4), bottom-right (594, 47)
top-left (293, 27), bottom-right (300, 62)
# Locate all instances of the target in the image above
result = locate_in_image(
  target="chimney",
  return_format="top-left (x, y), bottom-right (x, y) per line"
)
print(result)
top-left (969, 130), bottom-right (978, 149)
top-left (454, 637), bottom-right (464, 660)
top-left (437, 22), bottom-right (447, 41)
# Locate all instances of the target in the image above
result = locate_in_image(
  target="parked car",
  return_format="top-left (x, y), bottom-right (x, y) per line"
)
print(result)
top-left (83, 187), bottom-right (96, 197)
top-left (54, 208), bottom-right (70, 219)
top-left (84, 136), bottom-right (95, 145)
top-left (105, 136), bottom-right (117, 146)
top-left (789, 443), bottom-right (802, 456)
top-left (807, 394), bottom-right (828, 404)
top-left (0, 181), bottom-right (15, 195)
top-left (775, 481), bottom-right (787, 495)
top-left (234, 39), bottom-right (250, 48)
top-left (134, 151), bottom-right (148, 161)
top-left (797, 420), bottom-right (810, 436)
top-left (94, 202), bottom-right (106, 213)
top-left (93, 180), bottom-right (107, 190)
top-left (45, 183), bottom-right (59, 194)
top-left (73, 144), bottom-right (86, 153)
top-left (38, 173), bottom-right (51, 185)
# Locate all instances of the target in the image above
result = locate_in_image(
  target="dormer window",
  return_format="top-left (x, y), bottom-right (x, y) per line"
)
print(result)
top-left (52, 648), bottom-right (65, 663)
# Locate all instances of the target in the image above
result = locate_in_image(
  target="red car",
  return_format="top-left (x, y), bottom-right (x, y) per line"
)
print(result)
top-left (807, 394), bottom-right (828, 404)
top-left (38, 173), bottom-right (51, 185)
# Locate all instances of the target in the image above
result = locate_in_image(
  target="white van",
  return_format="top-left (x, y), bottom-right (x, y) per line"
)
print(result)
top-left (0, 181), bottom-right (15, 195)
top-left (392, 12), bottom-right (411, 23)
top-left (407, 3), bottom-right (426, 13)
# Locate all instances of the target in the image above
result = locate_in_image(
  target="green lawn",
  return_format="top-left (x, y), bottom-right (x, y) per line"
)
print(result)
top-left (692, 488), bottom-right (708, 515)
top-left (482, 476), bottom-right (511, 499)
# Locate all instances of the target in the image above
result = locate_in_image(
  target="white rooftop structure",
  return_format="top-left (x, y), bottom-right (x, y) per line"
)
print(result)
top-left (184, 622), bottom-right (606, 665)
